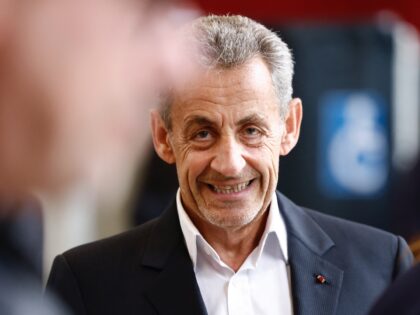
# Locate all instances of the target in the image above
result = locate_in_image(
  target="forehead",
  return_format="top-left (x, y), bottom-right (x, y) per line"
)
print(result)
top-left (171, 57), bottom-right (279, 125)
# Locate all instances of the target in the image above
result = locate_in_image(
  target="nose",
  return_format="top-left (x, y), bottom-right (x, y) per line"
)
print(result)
top-left (210, 136), bottom-right (246, 177)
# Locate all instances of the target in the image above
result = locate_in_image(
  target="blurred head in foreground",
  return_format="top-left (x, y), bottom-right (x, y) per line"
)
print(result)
top-left (0, 0), bottom-right (197, 197)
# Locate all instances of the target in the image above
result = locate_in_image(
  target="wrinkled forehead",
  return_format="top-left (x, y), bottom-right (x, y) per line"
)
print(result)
top-left (169, 58), bottom-right (281, 126)
top-left (172, 57), bottom-right (278, 107)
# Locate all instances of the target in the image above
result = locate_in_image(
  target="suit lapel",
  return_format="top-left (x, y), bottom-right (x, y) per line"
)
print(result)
top-left (141, 201), bottom-right (207, 315)
top-left (288, 234), bottom-right (344, 315)
top-left (277, 192), bottom-right (344, 315)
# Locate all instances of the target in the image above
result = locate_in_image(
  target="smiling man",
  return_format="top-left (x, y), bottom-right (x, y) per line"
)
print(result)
top-left (47, 15), bottom-right (413, 315)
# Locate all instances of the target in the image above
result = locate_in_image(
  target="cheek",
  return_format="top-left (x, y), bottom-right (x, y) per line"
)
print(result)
top-left (265, 138), bottom-right (282, 171)
top-left (176, 149), bottom-right (210, 188)
top-left (247, 140), bottom-right (280, 172)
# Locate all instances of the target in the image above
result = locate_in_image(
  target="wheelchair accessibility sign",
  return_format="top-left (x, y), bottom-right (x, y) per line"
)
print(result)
top-left (318, 91), bottom-right (389, 198)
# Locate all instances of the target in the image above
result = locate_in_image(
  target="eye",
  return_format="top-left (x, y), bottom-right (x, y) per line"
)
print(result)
top-left (193, 129), bottom-right (213, 141)
top-left (242, 126), bottom-right (263, 138)
top-left (244, 127), bottom-right (260, 137)
top-left (240, 125), bottom-right (264, 145)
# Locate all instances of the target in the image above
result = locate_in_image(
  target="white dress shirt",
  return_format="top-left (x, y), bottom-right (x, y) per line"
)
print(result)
top-left (176, 189), bottom-right (293, 315)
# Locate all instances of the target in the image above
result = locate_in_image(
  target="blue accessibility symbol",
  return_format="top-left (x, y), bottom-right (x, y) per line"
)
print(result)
top-left (318, 91), bottom-right (389, 198)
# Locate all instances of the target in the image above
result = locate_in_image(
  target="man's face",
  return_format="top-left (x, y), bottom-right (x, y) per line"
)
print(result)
top-left (167, 58), bottom-right (286, 230)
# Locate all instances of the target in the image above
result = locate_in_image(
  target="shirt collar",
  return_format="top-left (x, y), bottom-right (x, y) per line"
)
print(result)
top-left (176, 189), bottom-right (288, 270)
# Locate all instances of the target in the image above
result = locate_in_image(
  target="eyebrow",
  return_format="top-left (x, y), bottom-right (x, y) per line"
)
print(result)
top-left (183, 115), bottom-right (216, 132)
top-left (237, 114), bottom-right (268, 127)
top-left (183, 113), bottom-right (269, 133)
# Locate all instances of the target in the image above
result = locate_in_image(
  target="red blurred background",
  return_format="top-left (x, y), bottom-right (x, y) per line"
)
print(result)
top-left (196, 0), bottom-right (420, 31)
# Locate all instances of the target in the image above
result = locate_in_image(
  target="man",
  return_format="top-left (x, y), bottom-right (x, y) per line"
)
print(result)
top-left (47, 15), bottom-right (413, 315)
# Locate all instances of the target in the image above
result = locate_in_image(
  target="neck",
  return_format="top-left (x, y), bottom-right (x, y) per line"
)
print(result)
top-left (192, 209), bottom-right (269, 272)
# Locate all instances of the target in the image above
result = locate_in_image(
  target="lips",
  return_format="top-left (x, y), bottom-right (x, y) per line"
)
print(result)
top-left (207, 180), bottom-right (253, 194)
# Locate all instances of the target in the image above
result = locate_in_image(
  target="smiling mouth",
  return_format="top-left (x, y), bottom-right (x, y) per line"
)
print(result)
top-left (207, 180), bottom-right (253, 194)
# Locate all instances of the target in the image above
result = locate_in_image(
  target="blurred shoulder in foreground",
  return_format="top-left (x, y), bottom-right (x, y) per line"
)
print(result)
top-left (369, 263), bottom-right (420, 315)
top-left (0, 196), bottom-right (69, 314)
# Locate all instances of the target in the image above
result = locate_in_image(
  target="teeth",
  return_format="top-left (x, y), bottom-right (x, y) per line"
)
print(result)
top-left (211, 181), bottom-right (251, 194)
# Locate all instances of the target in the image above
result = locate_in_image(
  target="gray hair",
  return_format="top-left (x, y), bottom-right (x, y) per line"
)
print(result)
top-left (161, 14), bottom-right (294, 129)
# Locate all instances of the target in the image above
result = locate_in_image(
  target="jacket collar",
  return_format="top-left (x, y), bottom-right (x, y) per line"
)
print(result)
top-left (277, 192), bottom-right (344, 315)
top-left (277, 191), bottom-right (334, 256)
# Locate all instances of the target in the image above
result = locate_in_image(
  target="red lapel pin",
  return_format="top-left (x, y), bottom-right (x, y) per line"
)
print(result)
top-left (315, 274), bottom-right (327, 284)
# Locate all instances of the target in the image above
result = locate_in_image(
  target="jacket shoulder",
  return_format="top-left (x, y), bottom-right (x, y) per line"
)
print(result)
top-left (302, 207), bottom-right (395, 241)
top-left (47, 218), bottom-right (163, 315)
top-left (300, 206), bottom-right (413, 275)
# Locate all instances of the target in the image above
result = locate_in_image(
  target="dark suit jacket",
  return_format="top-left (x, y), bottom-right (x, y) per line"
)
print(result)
top-left (368, 263), bottom-right (420, 315)
top-left (46, 192), bottom-right (413, 315)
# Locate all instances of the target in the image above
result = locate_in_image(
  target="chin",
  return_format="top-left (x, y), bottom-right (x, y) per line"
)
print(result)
top-left (204, 210), bottom-right (259, 229)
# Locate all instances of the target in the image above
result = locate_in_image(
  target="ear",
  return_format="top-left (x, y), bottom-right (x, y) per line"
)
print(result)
top-left (280, 98), bottom-right (303, 156)
top-left (150, 110), bottom-right (176, 164)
